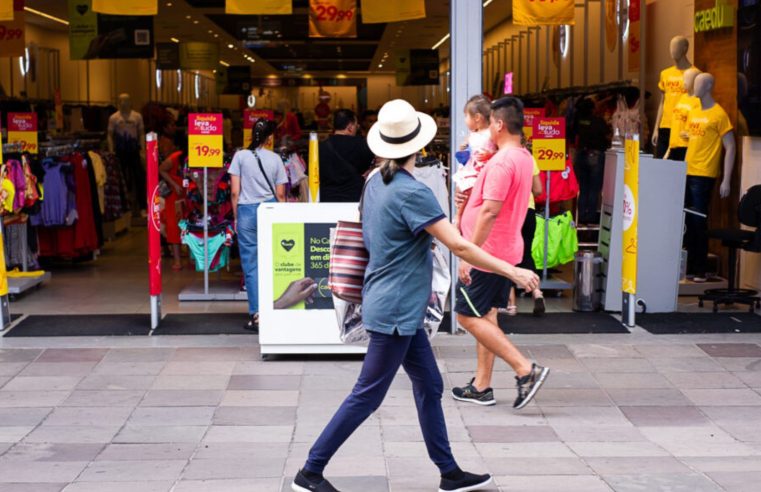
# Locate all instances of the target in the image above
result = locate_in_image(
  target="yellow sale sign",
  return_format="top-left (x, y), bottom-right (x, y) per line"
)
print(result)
top-left (309, 0), bottom-right (356, 38)
top-left (0, 0), bottom-right (13, 21)
top-left (188, 114), bottom-right (223, 168)
top-left (361, 0), bottom-right (425, 23)
top-left (226, 0), bottom-right (292, 14)
top-left (532, 117), bottom-right (566, 171)
top-left (308, 132), bottom-right (320, 202)
top-left (622, 136), bottom-right (639, 295)
top-left (514, 0), bottom-right (575, 26)
top-left (92, 0), bottom-right (158, 15)
top-left (7, 113), bottom-right (39, 155)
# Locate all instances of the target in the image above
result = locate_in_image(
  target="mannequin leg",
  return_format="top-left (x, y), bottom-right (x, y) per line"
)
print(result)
top-left (684, 176), bottom-right (715, 277)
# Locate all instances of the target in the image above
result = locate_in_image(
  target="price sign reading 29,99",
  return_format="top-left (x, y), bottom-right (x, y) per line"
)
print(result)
top-left (532, 116), bottom-right (566, 172)
top-left (188, 113), bottom-right (224, 168)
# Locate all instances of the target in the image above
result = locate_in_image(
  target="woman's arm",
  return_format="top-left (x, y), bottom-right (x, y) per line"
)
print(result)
top-left (275, 184), bottom-right (286, 202)
top-left (425, 219), bottom-right (539, 291)
top-left (532, 174), bottom-right (543, 197)
top-left (231, 175), bottom-right (241, 225)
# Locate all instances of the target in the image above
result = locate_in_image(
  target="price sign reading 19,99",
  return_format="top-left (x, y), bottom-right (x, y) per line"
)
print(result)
top-left (532, 116), bottom-right (566, 172)
top-left (7, 113), bottom-right (39, 155)
top-left (188, 113), bottom-right (224, 168)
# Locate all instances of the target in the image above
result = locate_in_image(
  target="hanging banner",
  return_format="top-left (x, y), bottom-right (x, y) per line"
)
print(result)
top-left (146, 133), bottom-right (162, 298)
top-left (513, 0), bottom-right (575, 26)
top-left (605, 0), bottom-right (618, 52)
top-left (92, 0), bottom-right (157, 15)
top-left (188, 114), bottom-right (224, 168)
top-left (68, 0), bottom-right (98, 60)
top-left (308, 132), bottom-right (320, 202)
top-left (179, 42), bottom-right (219, 70)
top-left (0, 0), bottom-right (12, 21)
top-left (622, 135), bottom-right (639, 295)
top-left (361, 0), bottom-right (425, 24)
top-left (156, 42), bottom-right (180, 69)
top-left (309, 0), bottom-right (357, 38)
top-left (243, 109), bottom-right (274, 150)
top-left (532, 117), bottom-right (566, 172)
top-left (628, 0), bottom-right (641, 72)
top-left (504, 72), bottom-right (514, 95)
top-left (523, 108), bottom-right (546, 142)
top-left (226, 0), bottom-right (292, 15)
top-left (7, 113), bottom-right (38, 155)
top-left (0, 0), bottom-right (24, 58)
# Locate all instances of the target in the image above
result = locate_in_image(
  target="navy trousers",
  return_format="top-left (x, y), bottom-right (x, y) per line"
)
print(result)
top-left (305, 329), bottom-right (457, 475)
top-left (684, 176), bottom-right (716, 276)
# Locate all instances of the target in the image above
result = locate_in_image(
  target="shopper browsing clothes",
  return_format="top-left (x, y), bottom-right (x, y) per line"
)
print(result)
top-left (158, 132), bottom-right (186, 271)
top-left (230, 120), bottom-right (288, 332)
top-left (452, 96), bottom-right (550, 409)
top-left (318, 109), bottom-right (376, 202)
top-left (291, 99), bottom-right (540, 492)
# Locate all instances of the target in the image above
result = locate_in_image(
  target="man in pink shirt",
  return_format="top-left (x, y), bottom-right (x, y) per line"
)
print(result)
top-left (453, 97), bottom-right (550, 410)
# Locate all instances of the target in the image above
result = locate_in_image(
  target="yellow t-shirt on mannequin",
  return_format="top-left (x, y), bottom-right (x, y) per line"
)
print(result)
top-left (658, 66), bottom-right (692, 128)
top-left (669, 94), bottom-right (701, 150)
top-left (685, 104), bottom-right (733, 178)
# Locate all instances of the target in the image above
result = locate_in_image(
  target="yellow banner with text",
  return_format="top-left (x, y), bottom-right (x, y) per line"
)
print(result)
top-left (622, 135), bottom-right (639, 295)
top-left (514, 0), bottom-right (575, 26)
top-left (226, 0), bottom-right (292, 15)
top-left (92, 0), bottom-right (158, 15)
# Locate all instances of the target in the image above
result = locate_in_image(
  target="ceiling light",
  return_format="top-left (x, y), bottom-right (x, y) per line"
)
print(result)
top-left (23, 7), bottom-right (69, 25)
top-left (171, 37), bottom-right (179, 43)
top-left (166, 2), bottom-right (172, 6)
top-left (214, 34), bottom-right (219, 38)
top-left (378, 64), bottom-right (383, 68)
top-left (193, 20), bottom-right (199, 24)
top-left (208, 30), bottom-right (213, 34)
top-left (432, 33), bottom-right (450, 50)
top-left (337, 74), bottom-right (347, 79)
top-left (219, 61), bottom-right (230, 67)
top-left (228, 44), bottom-right (234, 49)
top-left (483, 0), bottom-right (494, 6)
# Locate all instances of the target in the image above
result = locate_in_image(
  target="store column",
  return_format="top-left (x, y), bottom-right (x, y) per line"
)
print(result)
top-left (449, 0), bottom-right (482, 333)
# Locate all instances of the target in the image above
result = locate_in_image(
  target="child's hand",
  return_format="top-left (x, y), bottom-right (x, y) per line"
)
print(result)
top-left (473, 149), bottom-right (494, 163)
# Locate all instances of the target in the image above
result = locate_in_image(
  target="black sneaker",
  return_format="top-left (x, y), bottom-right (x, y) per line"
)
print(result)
top-left (533, 296), bottom-right (546, 317)
top-left (291, 470), bottom-right (340, 492)
top-left (243, 314), bottom-right (258, 334)
top-left (439, 471), bottom-right (493, 492)
top-left (452, 378), bottom-right (496, 406)
top-left (513, 363), bottom-right (550, 410)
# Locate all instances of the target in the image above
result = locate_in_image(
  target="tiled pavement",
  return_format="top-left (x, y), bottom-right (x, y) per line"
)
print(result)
top-left (1, 330), bottom-right (761, 492)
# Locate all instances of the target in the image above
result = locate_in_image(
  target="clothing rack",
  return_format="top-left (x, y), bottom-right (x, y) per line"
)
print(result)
top-left (520, 80), bottom-right (634, 100)
top-left (1, 143), bottom-right (23, 154)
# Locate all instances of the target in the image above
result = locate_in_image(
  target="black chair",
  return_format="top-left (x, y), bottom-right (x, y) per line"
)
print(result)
top-left (699, 185), bottom-right (761, 312)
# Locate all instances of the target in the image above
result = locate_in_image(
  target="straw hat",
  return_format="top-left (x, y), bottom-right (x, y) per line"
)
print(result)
top-left (367, 99), bottom-right (437, 159)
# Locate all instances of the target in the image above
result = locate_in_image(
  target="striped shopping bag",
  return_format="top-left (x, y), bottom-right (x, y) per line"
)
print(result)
top-left (328, 221), bottom-right (369, 304)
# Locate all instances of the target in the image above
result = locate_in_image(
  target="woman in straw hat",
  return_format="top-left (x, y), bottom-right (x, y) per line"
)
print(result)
top-left (292, 99), bottom-right (539, 492)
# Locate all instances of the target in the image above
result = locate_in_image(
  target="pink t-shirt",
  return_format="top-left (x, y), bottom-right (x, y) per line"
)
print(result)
top-left (460, 146), bottom-right (534, 269)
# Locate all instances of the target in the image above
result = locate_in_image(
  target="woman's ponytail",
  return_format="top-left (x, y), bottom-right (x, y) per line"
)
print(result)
top-left (248, 119), bottom-right (275, 151)
top-left (379, 154), bottom-right (414, 184)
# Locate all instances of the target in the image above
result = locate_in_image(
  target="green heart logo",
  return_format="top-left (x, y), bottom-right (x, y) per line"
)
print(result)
top-left (281, 239), bottom-right (295, 252)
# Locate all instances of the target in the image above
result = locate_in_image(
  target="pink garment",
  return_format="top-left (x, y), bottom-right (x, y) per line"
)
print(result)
top-left (460, 146), bottom-right (534, 269)
top-left (453, 129), bottom-right (497, 192)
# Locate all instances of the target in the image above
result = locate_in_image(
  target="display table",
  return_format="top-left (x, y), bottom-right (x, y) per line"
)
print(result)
top-left (598, 150), bottom-right (686, 313)
top-left (258, 203), bottom-right (367, 356)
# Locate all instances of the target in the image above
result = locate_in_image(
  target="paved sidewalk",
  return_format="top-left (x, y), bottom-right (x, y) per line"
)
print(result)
top-left (1, 329), bottom-right (761, 491)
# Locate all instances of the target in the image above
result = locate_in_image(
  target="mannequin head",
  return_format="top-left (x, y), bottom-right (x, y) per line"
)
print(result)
top-left (693, 73), bottom-right (715, 99)
top-left (684, 68), bottom-right (701, 95)
top-left (669, 36), bottom-right (689, 62)
top-left (118, 93), bottom-right (132, 113)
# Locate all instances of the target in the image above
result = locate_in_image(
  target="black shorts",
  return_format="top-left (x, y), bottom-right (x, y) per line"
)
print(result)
top-left (455, 269), bottom-right (512, 318)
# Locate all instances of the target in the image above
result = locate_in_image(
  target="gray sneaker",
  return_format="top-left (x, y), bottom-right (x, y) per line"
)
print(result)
top-left (513, 363), bottom-right (550, 410)
top-left (452, 378), bottom-right (496, 406)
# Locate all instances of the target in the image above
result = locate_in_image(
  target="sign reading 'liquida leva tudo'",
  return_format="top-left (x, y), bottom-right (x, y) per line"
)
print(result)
top-left (532, 117), bottom-right (566, 172)
top-left (188, 114), bottom-right (223, 168)
top-left (695, 0), bottom-right (735, 33)
top-left (7, 113), bottom-right (38, 154)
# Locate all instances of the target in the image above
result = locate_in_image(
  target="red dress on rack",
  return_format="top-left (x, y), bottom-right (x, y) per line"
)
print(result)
top-left (39, 153), bottom-right (99, 258)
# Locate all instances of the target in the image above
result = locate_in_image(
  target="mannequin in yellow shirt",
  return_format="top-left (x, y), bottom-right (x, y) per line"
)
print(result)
top-left (665, 67), bottom-right (701, 161)
top-left (683, 73), bottom-right (736, 282)
top-left (652, 36), bottom-right (695, 159)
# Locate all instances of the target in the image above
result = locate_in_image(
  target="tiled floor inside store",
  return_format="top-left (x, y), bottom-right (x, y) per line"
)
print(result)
top-left (2, 228), bottom-right (761, 491)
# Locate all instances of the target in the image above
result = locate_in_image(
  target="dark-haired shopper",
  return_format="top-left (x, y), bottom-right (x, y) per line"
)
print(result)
top-left (291, 99), bottom-right (540, 492)
top-left (230, 120), bottom-right (287, 332)
top-left (318, 108), bottom-right (376, 202)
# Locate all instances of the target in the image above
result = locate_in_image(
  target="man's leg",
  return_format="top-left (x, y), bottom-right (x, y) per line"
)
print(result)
top-left (459, 311), bottom-right (532, 380)
top-left (473, 310), bottom-right (498, 390)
